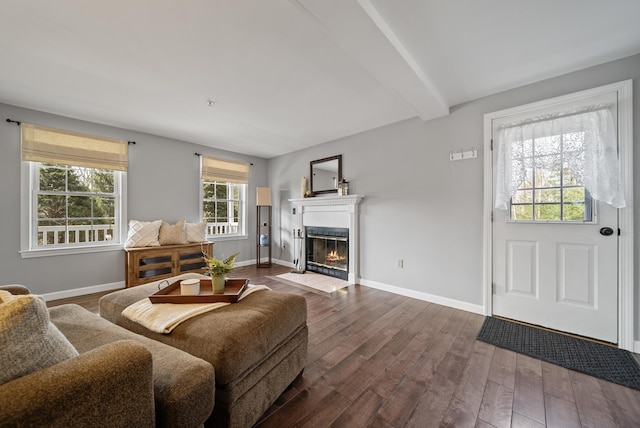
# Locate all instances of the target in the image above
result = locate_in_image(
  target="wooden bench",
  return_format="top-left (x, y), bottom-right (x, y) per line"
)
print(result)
top-left (124, 242), bottom-right (213, 288)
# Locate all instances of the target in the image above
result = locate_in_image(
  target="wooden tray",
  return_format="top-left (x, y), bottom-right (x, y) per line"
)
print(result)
top-left (149, 278), bottom-right (249, 304)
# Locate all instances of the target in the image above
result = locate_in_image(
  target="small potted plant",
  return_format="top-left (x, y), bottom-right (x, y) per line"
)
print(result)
top-left (202, 245), bottom-right (238, 293)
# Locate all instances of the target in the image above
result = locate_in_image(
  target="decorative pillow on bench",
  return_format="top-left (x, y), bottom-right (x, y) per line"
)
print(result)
top-left (125, 219), bottom-right (162, 248)
top-left (159, 219), bottom-right (187, 245)
top-left (0, 290), bottom-right (79, 385)
top-left (185, 222), bottom-right (206, 243)
top-left (125, 219), bottom-right (206, 248)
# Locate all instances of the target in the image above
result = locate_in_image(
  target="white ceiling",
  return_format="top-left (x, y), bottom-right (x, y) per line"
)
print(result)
top-left (1, 0), bottom-right (639, 158)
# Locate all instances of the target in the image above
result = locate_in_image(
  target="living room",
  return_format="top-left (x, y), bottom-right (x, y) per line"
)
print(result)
top-left (2, 1), bottom-right (640, 426)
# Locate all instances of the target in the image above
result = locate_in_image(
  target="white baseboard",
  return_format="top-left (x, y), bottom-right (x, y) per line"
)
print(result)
top-left (273, 259), bottom-right (295, 269)
top-left (235, 259), bottom-right (294, 269)
top-left (634, 340), bottom-right (640, 354)
top-left (41, 281), bottom-right (125, 302)
top-left (234, 259), bottom-right (256, 268)
top-left (359, 278), bottom-right (484, 315)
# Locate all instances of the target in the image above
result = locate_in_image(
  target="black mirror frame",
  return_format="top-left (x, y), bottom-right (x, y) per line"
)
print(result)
top-left (310, 155), bottom-right (342, 195)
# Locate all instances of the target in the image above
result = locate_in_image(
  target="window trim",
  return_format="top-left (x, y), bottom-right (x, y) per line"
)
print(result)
top-left (20, 161), bottom-right (128, 258)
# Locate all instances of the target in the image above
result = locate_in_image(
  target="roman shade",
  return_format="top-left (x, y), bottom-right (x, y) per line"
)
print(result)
top-left (21, 123), bottom-right (128, 171)
top-left (201, 155), bottom-right (249, 184)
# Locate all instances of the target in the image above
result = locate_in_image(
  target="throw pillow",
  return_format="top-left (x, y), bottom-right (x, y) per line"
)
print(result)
top-left (185, 222), bottom-right (207, 243)
top-left (0, 290), bottom-right (79, 385)
top-left (159, 219), bottom-right (187, 245)
top-left (124, 219), bottom-right (162, 248)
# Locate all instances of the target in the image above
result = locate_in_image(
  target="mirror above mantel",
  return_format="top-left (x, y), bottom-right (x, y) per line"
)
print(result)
top-left (310, 155), bottom-right (342, 195)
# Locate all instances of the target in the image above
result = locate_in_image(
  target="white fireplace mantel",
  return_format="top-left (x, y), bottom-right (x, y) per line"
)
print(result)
top-left (289, 195), bottom-right (363, 284)
top-left (288, 194), bottom-right (362, 208)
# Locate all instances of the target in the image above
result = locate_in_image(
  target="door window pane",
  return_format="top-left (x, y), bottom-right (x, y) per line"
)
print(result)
top-left (535, 204), bottom-right (561, 221)
top-left (511, 205), bottom-right (533, 221)
top-left (510, 132), bottom-right (592, 222)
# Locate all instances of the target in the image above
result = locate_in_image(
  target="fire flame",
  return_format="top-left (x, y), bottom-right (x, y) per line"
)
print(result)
top-left (326, 250), bottom-right (346, 263)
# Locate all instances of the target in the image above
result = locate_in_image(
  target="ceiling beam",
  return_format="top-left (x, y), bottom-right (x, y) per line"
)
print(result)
top-left (292, 0), bottom-right (449, 121)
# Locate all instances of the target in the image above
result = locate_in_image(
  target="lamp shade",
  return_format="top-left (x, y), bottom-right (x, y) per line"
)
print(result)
top-left (256, 187), bottom-right (271, 206)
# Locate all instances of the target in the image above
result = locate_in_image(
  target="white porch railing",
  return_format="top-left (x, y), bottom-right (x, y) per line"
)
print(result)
top-left (38, 221), bottom-right (241, 246)
top-left (38, 224), bottom-right (114, 246)
top-left (206, 222), bottom-right (239, 236)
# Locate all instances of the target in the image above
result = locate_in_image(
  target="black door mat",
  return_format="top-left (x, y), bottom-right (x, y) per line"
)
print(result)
top-left (477, 316), bottom-right (640, 391)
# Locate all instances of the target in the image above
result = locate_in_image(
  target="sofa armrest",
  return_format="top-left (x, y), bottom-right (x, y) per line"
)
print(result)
top-left (0, 340), bottom-right (155, 428)
top-left (0, 284), bottom-right (31, 295)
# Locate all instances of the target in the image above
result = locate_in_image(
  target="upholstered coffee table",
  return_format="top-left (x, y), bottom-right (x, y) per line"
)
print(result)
top-left (99, 273), bottom-right (308, 428)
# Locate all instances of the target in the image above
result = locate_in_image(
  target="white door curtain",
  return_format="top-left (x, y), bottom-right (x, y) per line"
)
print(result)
top-left (494, 103), bottom-right (625, 210)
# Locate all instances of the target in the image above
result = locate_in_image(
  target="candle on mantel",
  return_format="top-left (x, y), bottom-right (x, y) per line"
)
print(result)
top-left (301, 176), bottom-right (307, 198)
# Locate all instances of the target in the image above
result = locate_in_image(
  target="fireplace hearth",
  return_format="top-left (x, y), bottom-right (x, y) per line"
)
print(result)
top-left (305, 226), bottom-right (349, 280)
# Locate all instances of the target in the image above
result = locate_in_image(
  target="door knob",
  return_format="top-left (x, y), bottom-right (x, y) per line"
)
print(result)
top-left (600, 227), bottom-right (614, 236)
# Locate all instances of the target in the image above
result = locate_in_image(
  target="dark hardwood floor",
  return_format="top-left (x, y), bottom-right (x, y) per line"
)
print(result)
top-left (48, 264), bottom-right (640, 427)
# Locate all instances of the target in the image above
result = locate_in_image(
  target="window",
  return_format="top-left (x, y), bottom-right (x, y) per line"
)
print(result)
top-left (509, 133), bottom-right (594, 222)
top-left (33, 163), bottom-right (122, 246)
top-left (20, 123), bottom-right (127, 256)
top-left (202, 181), bottom-right (245, 236)
top-left (200, 156), bottom-right (249, 239)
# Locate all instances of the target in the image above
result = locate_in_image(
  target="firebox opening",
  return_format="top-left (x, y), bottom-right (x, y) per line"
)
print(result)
top-left (305, 226), bottom-right (349, 280)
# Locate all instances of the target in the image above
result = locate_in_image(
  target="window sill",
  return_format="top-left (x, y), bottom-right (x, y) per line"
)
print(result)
top-left (20, 244), bottom-right (124, 259)
top-left (206, 234), bottom-right (248, 242)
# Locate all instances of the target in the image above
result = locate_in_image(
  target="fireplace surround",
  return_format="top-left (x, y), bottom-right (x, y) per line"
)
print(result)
top-left (289, 194), bottom-right (362, 284)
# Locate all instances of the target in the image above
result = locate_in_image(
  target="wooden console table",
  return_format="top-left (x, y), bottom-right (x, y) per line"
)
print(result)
top-left (124, 242), bottom-right (213, 288)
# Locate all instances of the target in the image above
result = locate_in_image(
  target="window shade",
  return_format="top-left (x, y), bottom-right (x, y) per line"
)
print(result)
top-left (21, 123), bottom-right (128, 171)
top-left (201, 155), bottom-right (249, 183)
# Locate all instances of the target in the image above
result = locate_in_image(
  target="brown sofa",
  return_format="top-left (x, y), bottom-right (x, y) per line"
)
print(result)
top-left (0, 285), bottom-right (215, 428)
top-left (99, 273), bottom-right (308, 428)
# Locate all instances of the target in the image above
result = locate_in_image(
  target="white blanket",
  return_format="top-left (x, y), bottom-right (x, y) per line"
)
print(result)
top-left (122, 284), bottom-right (270, 334)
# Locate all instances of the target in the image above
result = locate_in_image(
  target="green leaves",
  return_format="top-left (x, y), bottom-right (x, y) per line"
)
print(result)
top-left (201, 244), bottom-right (238, 276)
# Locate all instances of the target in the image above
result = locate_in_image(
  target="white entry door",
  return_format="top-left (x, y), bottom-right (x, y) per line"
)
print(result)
top-left (491, 92), bottom-right (620, 344)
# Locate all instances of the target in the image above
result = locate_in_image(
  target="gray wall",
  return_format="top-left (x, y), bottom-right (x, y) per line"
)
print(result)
top-left (0, 104), bottom-right (268, 294)
top-left (268, 53), bottom-right (640, 340)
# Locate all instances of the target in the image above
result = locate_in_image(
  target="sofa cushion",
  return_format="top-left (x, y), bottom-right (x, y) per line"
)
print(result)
top-left (49, 304), bottom-right (215, 428)
top-left (0, 340), bottom-right (155, 428)
top-left (159, 219), bottom-right (187, 245)
top-left (0, 284), bottom-right (31, 295)
top-left (125, 219), bottom-right (162, 248)
top-left (0, 291), bottom-right (78, 385)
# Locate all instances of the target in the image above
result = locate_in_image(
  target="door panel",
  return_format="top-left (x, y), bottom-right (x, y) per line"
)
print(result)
top-left (557, 243), bottom-right (595, 308)
top-left (506, 240), bottom-right (538, 297)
